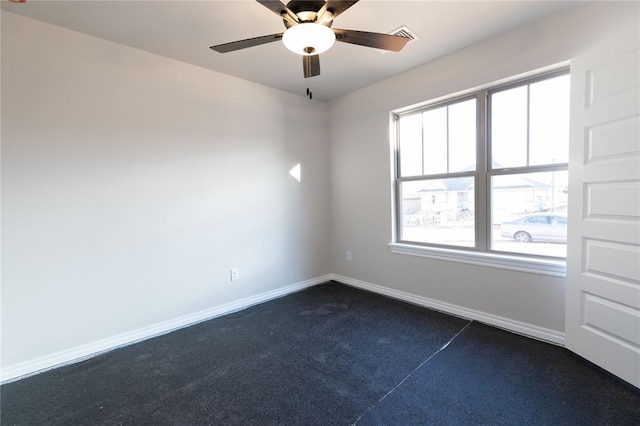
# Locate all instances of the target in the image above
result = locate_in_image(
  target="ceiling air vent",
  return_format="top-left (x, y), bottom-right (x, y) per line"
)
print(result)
top-left (380, 25), bottom-right (418, 54)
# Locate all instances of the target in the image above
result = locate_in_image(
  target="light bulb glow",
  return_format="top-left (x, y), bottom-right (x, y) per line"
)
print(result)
top-left (282, 23), bottom-right (336, 56)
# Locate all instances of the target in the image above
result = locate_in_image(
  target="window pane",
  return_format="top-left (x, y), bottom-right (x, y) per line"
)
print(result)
top-left (398, 113), bottom-right (422, 177)
top-left (529, 74), bottom-right (570, 166)
top-left (491, 86), bottom-right (527, 168)
top-left (491, 171), bottom-right (568, 258)
top-left (448, 99), bottom-right (476, 173)
top-left (400, 178), bottom-right (475, 247)
top-left (422, 107), bottom-right (448, 175)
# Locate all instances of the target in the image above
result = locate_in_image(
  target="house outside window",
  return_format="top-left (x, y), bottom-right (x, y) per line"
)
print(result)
top-left (392, 69), bottom-right (570, 269)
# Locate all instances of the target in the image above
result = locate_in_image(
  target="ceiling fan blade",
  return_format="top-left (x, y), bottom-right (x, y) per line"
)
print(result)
top-left (210, 33), bottom-right (284, 53)
top-left (303, 55), bottom-right (320, 78)
top-left (325, 1), bottom-right (359, 18)
top-left (256, 1), bottom-right (299, 23)
top-left (333, 29), bottom-right (410, 52)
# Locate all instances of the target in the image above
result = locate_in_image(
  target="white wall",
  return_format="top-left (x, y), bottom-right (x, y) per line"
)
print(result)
top-left (1, 12), bottom-right (330, 376)
top-left (327, 2), bottom-right (639, 335)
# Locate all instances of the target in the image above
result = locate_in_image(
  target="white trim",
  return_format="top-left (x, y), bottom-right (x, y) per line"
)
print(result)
top-left (0, 275), bottom-right (331, 384)
top-left (389, 243), bottom-right (566, 278)
top-left (2, 273), bottom-right (565, 384)
top-left (331, 273), bottom-right (565, 346)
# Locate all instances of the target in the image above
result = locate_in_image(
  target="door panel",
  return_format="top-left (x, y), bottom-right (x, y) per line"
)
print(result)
top-left (566, 20), bottom-right (640, 388)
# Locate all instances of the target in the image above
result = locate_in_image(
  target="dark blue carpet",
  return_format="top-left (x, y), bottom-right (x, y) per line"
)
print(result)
top-left (358, 321), bottom-right (640, 425)
top-left (2, 281), bottom-right (638, 425)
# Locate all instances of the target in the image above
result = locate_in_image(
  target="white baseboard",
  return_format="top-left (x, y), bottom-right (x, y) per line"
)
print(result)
top-left (2, 273), bottom-right (564, 383)
top-left (1, 274), bottom-right (331, 384)
top-left (330, 274), bottom-right (565, 346)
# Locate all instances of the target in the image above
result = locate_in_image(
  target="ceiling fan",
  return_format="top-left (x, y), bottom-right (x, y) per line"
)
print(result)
top-left (210, 0), bottom-right (411, 97)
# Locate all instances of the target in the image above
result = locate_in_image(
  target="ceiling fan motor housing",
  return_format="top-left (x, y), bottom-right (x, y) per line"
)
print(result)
top-left (284, 0), bottom-right (332, 28)
top-left (287, 0), bottom-right (327, 15)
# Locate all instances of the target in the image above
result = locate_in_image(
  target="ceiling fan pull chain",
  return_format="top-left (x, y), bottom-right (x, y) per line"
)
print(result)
top-left (306, 80), bottom-right (312, 100)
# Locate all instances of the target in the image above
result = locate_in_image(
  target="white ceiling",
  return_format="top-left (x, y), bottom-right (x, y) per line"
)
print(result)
top-left (1, 0), bottom-right (581, 101)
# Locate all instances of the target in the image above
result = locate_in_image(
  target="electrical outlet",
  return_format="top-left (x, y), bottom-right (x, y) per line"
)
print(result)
top-left (346, 251), bottom-right (352, 262)
top-left (230, 268), bottom-right (239, 281)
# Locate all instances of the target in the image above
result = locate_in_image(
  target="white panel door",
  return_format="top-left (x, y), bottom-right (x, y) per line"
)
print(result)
top-left (566, 23), bottom-right (640, 388)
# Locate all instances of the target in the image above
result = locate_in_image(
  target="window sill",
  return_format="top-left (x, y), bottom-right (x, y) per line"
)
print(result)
top-left (388, 243), bottom-right (566, 278)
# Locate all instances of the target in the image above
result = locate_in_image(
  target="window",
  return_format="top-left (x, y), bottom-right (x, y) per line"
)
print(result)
top-left (393, 69), bottom-right (569, 271)
top-left (397, 97), bottom-right (477, 248)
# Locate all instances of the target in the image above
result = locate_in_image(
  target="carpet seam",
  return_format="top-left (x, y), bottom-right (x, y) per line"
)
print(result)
top-left (351, 319), bottom-right (474, 425)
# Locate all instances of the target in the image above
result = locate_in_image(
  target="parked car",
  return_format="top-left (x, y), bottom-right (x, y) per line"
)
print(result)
top-left (500, 214), bottom-right (567, 243)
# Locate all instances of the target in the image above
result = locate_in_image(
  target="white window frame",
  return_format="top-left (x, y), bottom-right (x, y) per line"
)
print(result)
top-left (389, 68), bottom-right (569, 277)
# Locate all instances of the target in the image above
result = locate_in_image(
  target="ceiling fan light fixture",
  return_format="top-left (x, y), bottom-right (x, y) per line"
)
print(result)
top-left (282, 23), bottom-right (335, 56)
